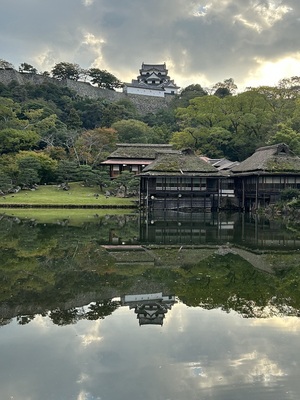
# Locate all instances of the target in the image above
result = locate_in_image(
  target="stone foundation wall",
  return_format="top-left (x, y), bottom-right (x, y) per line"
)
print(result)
top-left (0, 70), bottom-right (172, 114)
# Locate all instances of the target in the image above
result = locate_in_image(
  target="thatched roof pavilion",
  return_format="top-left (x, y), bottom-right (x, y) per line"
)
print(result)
top-left (231, 143), bottom-right (300, 175)
top-left (141, 149), bottom-right (219, 176)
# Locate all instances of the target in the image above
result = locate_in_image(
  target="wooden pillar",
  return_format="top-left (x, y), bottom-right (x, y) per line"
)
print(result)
top-left (255, 177), bottom-right (258, 209)
top-left (242, 179), bottom-right (245, 211)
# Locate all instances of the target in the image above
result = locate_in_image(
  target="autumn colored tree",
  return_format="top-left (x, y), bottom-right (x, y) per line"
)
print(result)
top-left (74, 127), bottom-right (117, 166)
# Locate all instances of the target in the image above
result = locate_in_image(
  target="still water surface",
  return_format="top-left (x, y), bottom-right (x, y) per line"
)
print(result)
top-left (0, 211), bottom-right (299, 400)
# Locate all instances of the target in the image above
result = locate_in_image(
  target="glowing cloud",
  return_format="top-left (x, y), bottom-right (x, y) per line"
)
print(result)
top-left (192, 3), bottom-right (212, 17)
top-left (82, 0), bottom-right (94, 6)
top-left (234, 1), bottom-right (292, 32)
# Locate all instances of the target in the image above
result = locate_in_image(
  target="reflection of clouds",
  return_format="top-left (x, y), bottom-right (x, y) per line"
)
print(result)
top-left (248, 356), bottom-right (286, 384)
top-left (3, 302), bottom-right (298, 399)
top-left (182, 350), bottom-right (286, 390)
top-left (32, 314), bottom-right (51, 330)
top-left (230, 351), bottom-right (286, 385)
top-left (252, 316), bottom-right (300, 332)
top-left (187, 362), bottom-right (208, 378)
top-left (163, 302), bottom-right (186, 332)
top-left (78, 320), bottom-right (103, 347)
top-left (77, 391), bottom-right (101, 400)
top-left (82, 0), bottom-right (94, 6)
top-left (230, 351), bottom-right (257, 367)
top-left (77, 373), bottom-right (90, 384)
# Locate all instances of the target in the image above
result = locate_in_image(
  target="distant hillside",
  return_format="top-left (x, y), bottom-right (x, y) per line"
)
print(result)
top-left (0, 69), bottom-right (172, 115)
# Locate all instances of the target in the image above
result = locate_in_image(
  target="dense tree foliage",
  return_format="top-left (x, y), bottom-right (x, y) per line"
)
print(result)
top-left (1, 58), bottom-right (300, 191)
top-left (51, 62), bottom-right (83, 81)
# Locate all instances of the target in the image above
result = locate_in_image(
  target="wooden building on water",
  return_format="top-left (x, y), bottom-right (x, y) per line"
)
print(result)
top-left (139, 149), bottom-right (220, 211)
top-left (231, 143), bottom-right (300, 210)
top-left (102, 142), bottom-right (300, 211)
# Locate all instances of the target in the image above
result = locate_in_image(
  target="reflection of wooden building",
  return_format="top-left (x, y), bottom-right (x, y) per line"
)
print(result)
top-left (139, 149), bottom-right (220, 211)
top-left (121, 293), bottom-right (176, 326)
top-left (101, 143), bottom-right (173, 178)
top-left (140, 211), bottom-right (235, 245)
top-left (231, 144), bottom-right (300, 210)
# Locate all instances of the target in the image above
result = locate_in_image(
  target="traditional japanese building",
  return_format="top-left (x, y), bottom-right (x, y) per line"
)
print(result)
top-left (124, 62), bottom-right (180, 97)
top-left (139, 149), bottom-right (220, 210)
top-left (231, 143), bottom-right (300, 210)
top-left (101, 143), bottom-right (174, 178)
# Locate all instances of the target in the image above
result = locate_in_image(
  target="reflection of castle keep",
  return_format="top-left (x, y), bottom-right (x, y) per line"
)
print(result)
top-left (122, 293), bottom-right (176, 326)
top-left (124, 63), bottom-right (180, 97)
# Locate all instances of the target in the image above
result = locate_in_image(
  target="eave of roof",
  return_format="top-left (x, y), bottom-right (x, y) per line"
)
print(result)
top-left (105, 144), bottom-right (174, 159)
top-left (142, 151), bottom-right (220, 175)
top-left (140, 171), bottom-right (220, 177)
top-left (101, 159), bottom-right (153, 165)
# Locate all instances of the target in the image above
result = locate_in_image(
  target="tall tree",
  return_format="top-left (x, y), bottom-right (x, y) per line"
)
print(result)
top-left (211, 78), bottom-right (237, 97)
top-left (74, 127), bottom-right (117, 166)
top-left (111, 119), bottom-right (152, 143)
top-left (51, 62), bottom-right (83, 81)
top-left (0, 59), bottom-right (14, 70)
top-left (88, 68), bottom-right (123, 90)
top-left (19, 63), bottom-right (37, 74)
top-left (170, 84), bottom-right (208, 108)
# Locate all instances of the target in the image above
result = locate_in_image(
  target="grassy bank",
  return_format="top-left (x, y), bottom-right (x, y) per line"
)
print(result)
top-left (0, 183), bottom-right (137, 208)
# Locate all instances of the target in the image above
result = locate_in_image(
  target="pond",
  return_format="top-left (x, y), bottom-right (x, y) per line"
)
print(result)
top-left (0, 210), bottom-right (299, 400)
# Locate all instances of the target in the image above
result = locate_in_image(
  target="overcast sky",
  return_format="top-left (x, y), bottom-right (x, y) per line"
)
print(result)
top-left (1, 0), bottom-right (300, 91)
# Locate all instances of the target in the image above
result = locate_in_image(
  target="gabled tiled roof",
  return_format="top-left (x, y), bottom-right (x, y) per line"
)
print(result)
top-left (141, 63), bottom-right (167, 72)
top-left (126, 80), bottom-right (164, 90)
top-left (162, 80), bottom-right (180, 89)
top-left (104, 144), bottom-right (174, 160)
top-left (212, 158), bottom-right (240, 171)
top-left (145, 72), bottom-right (161, 80)
top-left (141, 149), bottom-right (219, 176)
top-left (231, 143), bottom-right (300, 174)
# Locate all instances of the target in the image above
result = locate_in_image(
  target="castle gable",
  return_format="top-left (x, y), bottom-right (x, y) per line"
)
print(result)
top-left (124, 62), bottom-right (179, 98)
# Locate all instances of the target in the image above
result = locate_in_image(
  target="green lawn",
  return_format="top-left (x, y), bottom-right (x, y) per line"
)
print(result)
top-left (0, 183), bottom-right (137, 207)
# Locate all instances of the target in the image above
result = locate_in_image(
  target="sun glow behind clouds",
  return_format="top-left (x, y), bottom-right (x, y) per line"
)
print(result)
top-left (242, 55), bottom-right (300, 89)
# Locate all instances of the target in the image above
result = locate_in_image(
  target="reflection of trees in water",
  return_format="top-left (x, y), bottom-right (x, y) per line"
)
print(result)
top-left (49, 300), bottom-right (120, 325)
top-left (0, 213), bottom-right (300, 325)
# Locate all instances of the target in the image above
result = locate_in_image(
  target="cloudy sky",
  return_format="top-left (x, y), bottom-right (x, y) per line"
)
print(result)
top-left (1, 0), bottom-right (300, 91)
